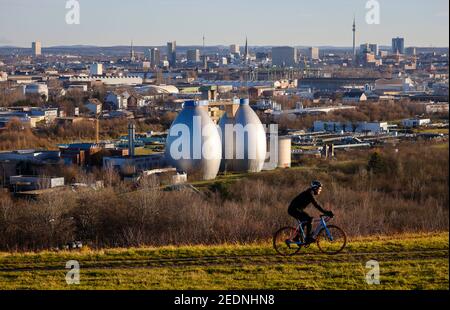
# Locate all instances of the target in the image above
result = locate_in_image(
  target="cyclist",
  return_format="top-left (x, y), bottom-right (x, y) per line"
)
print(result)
top-left (288, 180), bottom-right (334, 244)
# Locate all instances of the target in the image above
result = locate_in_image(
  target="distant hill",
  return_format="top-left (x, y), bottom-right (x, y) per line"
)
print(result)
top-left (0, 44), bottom-right (447, 57)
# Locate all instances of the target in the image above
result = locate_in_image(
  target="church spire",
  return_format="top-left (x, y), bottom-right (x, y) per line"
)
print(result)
top-left (244, 36), bottom-right (249, 62)
top-left (130, 40), bottom-right (136, 62)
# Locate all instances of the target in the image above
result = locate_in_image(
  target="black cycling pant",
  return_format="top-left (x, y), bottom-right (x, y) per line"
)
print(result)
top-left (288, 209), bottom-right (313, 237)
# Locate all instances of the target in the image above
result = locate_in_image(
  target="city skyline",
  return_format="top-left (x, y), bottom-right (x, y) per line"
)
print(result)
top-left (0, 0), bottom-right (448, 48)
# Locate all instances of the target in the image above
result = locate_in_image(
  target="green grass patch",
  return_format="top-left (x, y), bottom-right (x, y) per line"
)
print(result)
top-left (0, 232), bottom-right (448, 290)
top-left (414, 128), bottom-right (449, 134)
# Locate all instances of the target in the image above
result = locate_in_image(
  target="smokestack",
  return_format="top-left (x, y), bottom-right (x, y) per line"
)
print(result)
top-left (128, 122), bottom-right (136, 157)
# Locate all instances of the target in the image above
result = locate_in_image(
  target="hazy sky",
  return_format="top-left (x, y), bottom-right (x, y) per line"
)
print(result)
top-left (0, 0), bottom-right (448, 47)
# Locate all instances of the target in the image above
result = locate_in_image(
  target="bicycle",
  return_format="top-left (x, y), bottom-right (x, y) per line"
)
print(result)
top-left (273, 215), bottom-right (347, 256)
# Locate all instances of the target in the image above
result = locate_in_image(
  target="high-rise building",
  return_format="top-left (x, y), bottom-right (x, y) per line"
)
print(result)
top-left (167, 41), bottom-right (177, 67)
top-left (308, 47), bottom-right (319, 60)
top-left (369, 44), bottom-right (378, 56)
top-left (32, 41), bottom-right (41, 57)
top-left (272, 46), bottom-right (297, 67)
top-left (145, 49), bottom-right (151, 60)
top-left (202, 55), bottom-right (209, 70)
top-left (90, 63), bottom-right (103, 76)
top-left (392, 37), bottom-right (405, 54)
top-left (405, 47), bottom-right (416, 56)
top-left (150, 48), bottom-right (161, 68)
top-left (187, 49), bottom-right (200, 63)
top-left (230, 44), bottom-right (240, 55)
top-left (359, 43), bottom-right (378, 57)
top-left (359, 43), bottom-right (370, 54)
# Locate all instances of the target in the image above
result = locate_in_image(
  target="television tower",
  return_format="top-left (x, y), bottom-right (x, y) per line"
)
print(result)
top-left (352, 16), bottom-right (356, 59)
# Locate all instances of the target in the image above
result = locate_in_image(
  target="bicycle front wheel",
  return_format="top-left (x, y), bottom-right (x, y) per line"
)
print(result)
top-left (273, 226), bottom-right (302, 256)
top-left (316, 225), bottom-right (347, 255)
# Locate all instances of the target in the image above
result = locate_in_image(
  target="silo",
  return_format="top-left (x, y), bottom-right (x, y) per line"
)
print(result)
top-left (165, 100), bottom-right (221, 180)
top-left (278, 136), bottom-right (292, 168)
top-left (233, 98), bottom-right (267, 172)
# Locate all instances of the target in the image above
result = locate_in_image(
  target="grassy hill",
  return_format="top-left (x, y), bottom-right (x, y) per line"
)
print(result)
top-left (0, 232), bottom-right (448, 290)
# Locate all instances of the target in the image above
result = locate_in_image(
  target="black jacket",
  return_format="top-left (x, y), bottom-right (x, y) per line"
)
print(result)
top-left (288, 188), bottom-right (326, 213)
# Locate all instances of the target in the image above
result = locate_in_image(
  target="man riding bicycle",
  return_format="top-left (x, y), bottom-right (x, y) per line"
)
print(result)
top-left (288, 180), bottom-right (334, 244)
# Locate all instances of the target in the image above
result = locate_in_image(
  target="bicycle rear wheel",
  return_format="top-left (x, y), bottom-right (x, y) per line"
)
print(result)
top-left (273, 227), bottom-right (302, 256)
top-left (316, 225), bottom-right (347, 255)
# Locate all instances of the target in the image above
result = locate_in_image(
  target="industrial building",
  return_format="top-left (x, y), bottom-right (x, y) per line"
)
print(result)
top-left (270, 103), bottom-right (356, 117)
top-left (24, 83), bottom-right (49, 100)
top-left (272, 46), bottom-right (297, 67)
top-left (59, 142), bottom-right (126, 166)
top-left (342, 90), bottom-right (368, 103)
top-left (314, 121), bottom-right (389, 134)
top-left (298, 77), bottom-right (378, 92)
top-left (0, 107), bottom-right (58, 128)
top-left (402, 118), bottom-right (431, 128)
top-left (103, 154), bottom-right (166, 174)
top-left (69, 76), bottom-right (143, 86)
top-left (103, 123), bottom-right (166, 174)
top-left (0, 150), bottom-right (61, 188)
top-left (9, 175), bottom-right (64, 192)
top-left (374, 77), bottom-right (414, 94)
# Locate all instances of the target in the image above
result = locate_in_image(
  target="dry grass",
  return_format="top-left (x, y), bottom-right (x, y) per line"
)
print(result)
top-left (0, 140), bottom-right (448, 251)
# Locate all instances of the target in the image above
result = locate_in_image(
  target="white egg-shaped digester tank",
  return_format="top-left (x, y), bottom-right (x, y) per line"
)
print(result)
top-left (218, 98), bottom-right (240, 172)
top-left (233, 98), bottom-right (267, 172)
top-left (165, 100), bottom-right (222, 180)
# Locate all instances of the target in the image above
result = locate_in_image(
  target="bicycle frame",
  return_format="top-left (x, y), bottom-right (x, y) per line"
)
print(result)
top-left (288, 216), bottom-right (333, 246)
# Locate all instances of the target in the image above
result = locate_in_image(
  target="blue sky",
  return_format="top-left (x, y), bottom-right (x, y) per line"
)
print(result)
top-left (0, 0), bottom-right (448, 47)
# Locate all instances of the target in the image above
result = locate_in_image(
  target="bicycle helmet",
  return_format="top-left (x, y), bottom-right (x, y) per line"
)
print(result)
top-left (311, 180), bottom-right (322, 190)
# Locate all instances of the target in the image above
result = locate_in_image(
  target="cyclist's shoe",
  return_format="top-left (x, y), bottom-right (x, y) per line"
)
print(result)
top-left (285, 239), bottom-right (292, 249)
top-left (305, 236), bottom-right (316, 244)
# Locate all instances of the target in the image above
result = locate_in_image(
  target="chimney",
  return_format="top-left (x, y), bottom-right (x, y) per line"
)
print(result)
top-left (128, 122), bottom-right (136, 157)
